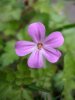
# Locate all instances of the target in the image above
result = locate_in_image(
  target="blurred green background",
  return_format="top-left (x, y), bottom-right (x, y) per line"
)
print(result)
top-left (0, 0), bottom-right (75, 100)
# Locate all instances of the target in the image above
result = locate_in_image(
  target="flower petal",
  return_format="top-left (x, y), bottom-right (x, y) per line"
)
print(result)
top-left (43, 46), bottom-right (61, 63)
top-left (15, 41), bottom-right (35, 56)
top-left (44, 32), bottom-right (64, 48)
top-left (28, 50), bottom-right (44, 68)
top-left (28, 22), bottom-right (45, 43)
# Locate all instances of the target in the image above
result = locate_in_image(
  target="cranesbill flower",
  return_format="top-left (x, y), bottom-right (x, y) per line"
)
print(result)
top-left (15, 22), bottom-right (64, 68)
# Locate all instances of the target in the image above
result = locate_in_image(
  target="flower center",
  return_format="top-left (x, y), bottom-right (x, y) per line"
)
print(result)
top-left (37, 43), bottom-right (43, 49)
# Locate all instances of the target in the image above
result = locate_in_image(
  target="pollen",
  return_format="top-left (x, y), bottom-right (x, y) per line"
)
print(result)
top-left (37, 43), bottom-right (43, 49)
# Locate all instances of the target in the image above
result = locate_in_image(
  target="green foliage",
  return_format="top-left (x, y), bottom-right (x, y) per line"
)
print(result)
top-left (30, 62), bottom-right (56, 89)
top-left (0, 0), bottom-right (75, 100)
top-left (62, 28), bottom-right (75, 100)
top-left (33, 0), bottom-right (50, 13)
top-left (0, 40), bottom-right (19, 67)
top-left (0, 0), bottom-right (23, 22)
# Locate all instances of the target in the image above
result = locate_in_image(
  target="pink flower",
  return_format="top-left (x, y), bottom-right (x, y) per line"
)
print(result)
top-left (15, 22), bottom-right (64, 68)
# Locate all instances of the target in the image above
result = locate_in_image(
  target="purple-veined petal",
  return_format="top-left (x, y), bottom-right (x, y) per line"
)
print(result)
top-left (28, 22), bottom-right (45, 43)
top-left (42, 46), bottom-right (61, 63)
top-left (15, 41), bottom-right (35, 56)
top-left (44, 32), bottom-right (64, 48)
top-left (28, 50), bottom-right (44, 68)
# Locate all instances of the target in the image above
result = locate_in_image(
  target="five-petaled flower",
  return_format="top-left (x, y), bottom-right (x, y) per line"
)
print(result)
top-left (15, 22), bottom-right (64, 68)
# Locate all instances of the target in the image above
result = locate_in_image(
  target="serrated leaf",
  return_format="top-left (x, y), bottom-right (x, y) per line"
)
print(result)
top-left (0, 40), bottom-right (19, 67)
top-left (30, 62), bottom-right (56, 89)
top-left (0, 0), bottom-right (23, 22)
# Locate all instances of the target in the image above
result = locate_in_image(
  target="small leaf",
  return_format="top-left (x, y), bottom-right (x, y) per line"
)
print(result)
top-left (0, 40), bottom-right (19, 67)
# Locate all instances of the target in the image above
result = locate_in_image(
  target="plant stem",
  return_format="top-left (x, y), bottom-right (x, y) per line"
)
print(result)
top-left (23, 84), bottom-right (51, 93)
top-left (51, 23), bottom-right (75, 32)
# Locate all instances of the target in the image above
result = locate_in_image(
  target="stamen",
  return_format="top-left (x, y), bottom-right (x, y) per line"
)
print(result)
top-left (37, 43), bottom-right (43, 49)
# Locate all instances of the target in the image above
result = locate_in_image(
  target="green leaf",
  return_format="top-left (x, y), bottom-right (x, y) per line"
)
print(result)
top-left (0, 21), bottom-right (20, 35)
top-left (0, 0), bottom-right (23, 31)
top-left (16, 61), bottom-right (33, 85)
top-left (30, 62), bottom-right (56, 89)
top-left (33, 0), bottom-right (51, 13)
top-left (0, 40), bottom-right (19, 67)
top-left (0, 0), bottom-right (23, 22)
top-left (61, 28), bottom-right (75, 100)
top-left (22, 90), bottom-right (33, 100)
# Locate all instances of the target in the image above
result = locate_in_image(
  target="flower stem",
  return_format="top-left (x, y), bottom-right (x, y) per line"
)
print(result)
top-left (51, 23), bottom-right (75, 32)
